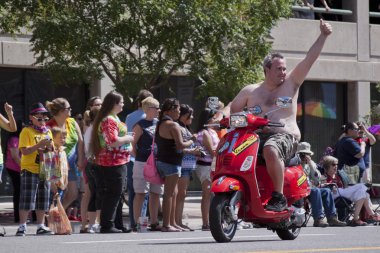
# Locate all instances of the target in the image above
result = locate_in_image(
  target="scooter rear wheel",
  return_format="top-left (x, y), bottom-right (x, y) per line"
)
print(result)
top-left (209, 194), bottom-right (237, 243)
top-left (275, 226), bottom-right (301, 240)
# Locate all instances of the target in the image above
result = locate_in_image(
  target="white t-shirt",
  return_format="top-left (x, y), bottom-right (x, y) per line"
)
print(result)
top-left (83, 124), bottom-right (93, 159)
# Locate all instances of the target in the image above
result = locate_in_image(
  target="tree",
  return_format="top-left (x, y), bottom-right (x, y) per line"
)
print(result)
top-left (0, 0), bottom-right (293, 102)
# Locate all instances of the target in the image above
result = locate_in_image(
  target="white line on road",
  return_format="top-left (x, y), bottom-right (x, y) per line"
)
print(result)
top-left (62, 233), bottom-right (334, 244)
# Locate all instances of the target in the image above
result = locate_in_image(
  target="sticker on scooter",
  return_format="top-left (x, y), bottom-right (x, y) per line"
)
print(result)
top-left (227, 133), bottom-right (239, 153)
top-left (218, 142), bottom-right (230, 154)
top-left (232, 136), bottom-right (257, 155)
top-left (297, 174), bottom-right (307, 186)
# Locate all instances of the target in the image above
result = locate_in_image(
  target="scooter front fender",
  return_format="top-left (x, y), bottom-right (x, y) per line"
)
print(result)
top-left (211, 176), bottom-right (243, 193)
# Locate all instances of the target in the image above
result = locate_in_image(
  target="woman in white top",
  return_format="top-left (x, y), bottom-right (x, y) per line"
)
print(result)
top-left (195, 108), bottom-right (219, 231)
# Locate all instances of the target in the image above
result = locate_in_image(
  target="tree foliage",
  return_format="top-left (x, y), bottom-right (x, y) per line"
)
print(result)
top-left (0, 0), bottom-right (293, 102)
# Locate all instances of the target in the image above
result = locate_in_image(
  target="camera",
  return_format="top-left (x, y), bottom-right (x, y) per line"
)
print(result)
top-left (200, 150), bottom-right (207, 158)
top-left (299, 153), bottom-right (307, 159)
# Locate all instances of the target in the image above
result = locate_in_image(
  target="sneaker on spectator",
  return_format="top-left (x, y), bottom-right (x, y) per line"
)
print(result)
top-left (15, 225), bottom-right (26, 236)
top-left (327, 216), bottom-right (346, 226)
top-left (237, 221), bottom-right (251, 230)
top-left (313, 218), bottom-right (329, 227)
top-left (88, 224), bottom-right (100, 234)
top-left (36, 225), bottom-right (53, 235)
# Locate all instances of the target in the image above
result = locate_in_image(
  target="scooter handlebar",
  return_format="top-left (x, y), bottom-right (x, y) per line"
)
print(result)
top-left (267, 122), bottom-right (285, 127)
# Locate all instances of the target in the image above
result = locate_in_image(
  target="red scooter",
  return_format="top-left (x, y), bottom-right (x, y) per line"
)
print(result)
top-left (209, 97), bottom-right (310, 243)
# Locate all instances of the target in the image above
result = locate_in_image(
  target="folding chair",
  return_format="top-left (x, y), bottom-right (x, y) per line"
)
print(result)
top-left (334, 196), bottom-right (354, 222)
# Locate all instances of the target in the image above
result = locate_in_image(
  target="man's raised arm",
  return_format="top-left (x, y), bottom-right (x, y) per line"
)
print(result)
top-left (289, 19), bottom-right (332, 86)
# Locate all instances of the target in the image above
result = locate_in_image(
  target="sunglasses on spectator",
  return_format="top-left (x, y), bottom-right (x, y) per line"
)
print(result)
top-left (32, 116), bottom-right (49, 122)
top-left (350, 127), bottom-right (359, 131)
top-left (149, 106), bottom-right (160, 110)
top-left (64, 107), bottom-right (72, 111)
top-left (331, 163), bottom-right (338, 166)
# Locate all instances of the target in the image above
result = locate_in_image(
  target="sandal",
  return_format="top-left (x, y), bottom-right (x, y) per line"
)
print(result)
top-left (179, 224), bottom-right (194, 232)
top-left (148, 223), bottom-right (162, 231)
top-left (368, 214), bottom-right (380, 222)
top-left (351, 219), bottom-right (367, 226)
top-left (201, 225), bottom-right (210, 231)
top-left (161, 226), bottom-right (180, 232)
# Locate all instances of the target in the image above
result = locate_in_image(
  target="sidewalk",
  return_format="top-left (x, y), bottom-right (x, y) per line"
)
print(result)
top-left (0, 194), bottom-right (203, 234)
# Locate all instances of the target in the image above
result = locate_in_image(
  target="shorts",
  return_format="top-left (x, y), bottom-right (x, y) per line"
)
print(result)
top-left (195, 165), bottom-right (211, 184)
top-left (258, 133), bottom-right (296, 162)
top-left (181, 168), bottom-right (193, 178)
top-left (133, 161), bottom-right (163, 194)
top-left (156, 160), bottom-right (181, 177)
top-left (19, 170), bottom-right (50, 211)
top-left (68, 165), bottom-right (79, 181)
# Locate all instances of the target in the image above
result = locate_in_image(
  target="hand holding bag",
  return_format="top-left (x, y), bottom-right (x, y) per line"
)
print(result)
top-left (143, 139), bottom-right (164, 184)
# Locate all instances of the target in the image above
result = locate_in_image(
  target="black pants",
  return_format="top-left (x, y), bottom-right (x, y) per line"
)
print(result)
top-left (86, 162), bottom-right (98, 212)
top-left (6, 169), bottom-right (20, 222)
top-left (95, 164), bottom-right (127, 230)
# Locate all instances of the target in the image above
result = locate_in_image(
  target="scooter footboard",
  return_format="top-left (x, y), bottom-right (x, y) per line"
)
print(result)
top-left (211, 176), bottom-right (244, 193)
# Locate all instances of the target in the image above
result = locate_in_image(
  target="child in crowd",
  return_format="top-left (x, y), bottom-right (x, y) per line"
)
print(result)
top-left (16, 103), bottom-right (54, 236)
top-left (50, 127), bottom-right (69, 193)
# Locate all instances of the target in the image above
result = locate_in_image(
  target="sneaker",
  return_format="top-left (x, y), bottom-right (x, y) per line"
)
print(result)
top-left (99, 227), bottom-right (122, 233)
top-left (265, 192), bottom-right (287, 212)
top-left (327, 216), bottom-right (347, 227)
top-left (36, 226), bottom-right (53, 235)
top-left (313, 218), bottom-right (329, 227)
top-left (88, 224), bottom-right (99, 234)
top-left (237, 221), bottom-right (251, 230)
top-left (15, 226), bottom-right (26, 236)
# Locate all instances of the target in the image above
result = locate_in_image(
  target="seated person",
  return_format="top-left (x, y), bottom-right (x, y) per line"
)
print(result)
top-left (292, 142), bottom-right (346, 227)
top-left (322, 155), bottom-right (380, 226)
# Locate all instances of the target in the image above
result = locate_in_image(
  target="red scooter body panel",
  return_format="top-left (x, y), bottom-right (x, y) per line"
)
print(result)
top-left (211, 118), bottom-right (310, 224)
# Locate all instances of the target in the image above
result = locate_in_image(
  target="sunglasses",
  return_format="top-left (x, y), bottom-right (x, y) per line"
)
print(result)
top-left (350, 127), bottom-right (359, 131)
top-left (64, 107), bottom-right (72, 111)
top-left (149, 106), bottom-right (160, 110)
top-left (32, 116), bottom-right (49, 122)
top-left (331, 163), bottom-right (338, 166)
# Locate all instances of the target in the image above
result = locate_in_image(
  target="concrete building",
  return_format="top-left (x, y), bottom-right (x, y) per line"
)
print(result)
top-left (0, 0), bottom-right (380, 194)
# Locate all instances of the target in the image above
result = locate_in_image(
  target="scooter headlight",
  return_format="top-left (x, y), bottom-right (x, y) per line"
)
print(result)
top-left (240, 156), bottom-right (254, 171)
top-left (230, 115), bottom-right (247, 128)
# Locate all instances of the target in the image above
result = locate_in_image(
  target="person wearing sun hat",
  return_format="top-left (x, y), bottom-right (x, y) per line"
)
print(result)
top-left (295, 142), bottom-right (346, 227)
top-left (16, 102), bottom-right (54, 236)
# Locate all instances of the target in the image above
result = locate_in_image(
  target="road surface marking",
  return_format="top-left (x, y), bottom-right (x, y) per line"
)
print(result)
top-left (247, 246), bottom-right (380, 253)
top-left (63, 233), bottom-right (333, 244)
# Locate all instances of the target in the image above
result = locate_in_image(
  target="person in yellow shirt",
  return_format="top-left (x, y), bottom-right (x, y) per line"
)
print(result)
top-left (16, 103), bottom-right (54, 236)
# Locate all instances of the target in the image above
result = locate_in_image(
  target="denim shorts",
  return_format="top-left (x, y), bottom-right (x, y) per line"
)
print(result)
top-left (180, 168), bottom-right (193, 178)
top-left (156, 161), bottom-right (181, 177)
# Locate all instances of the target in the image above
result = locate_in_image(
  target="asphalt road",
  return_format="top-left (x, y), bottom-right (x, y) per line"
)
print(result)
top-left (0, 225), bottom-right (379, 253)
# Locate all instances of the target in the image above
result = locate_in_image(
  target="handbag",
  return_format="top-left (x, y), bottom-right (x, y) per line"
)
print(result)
top-left (143, 139), bottom-right (164, 184)
top-left (48, 194), bottom-right (72, 235)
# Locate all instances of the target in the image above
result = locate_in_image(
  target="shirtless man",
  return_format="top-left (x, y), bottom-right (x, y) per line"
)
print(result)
top-left (231, 19), bottom-right (332, 212)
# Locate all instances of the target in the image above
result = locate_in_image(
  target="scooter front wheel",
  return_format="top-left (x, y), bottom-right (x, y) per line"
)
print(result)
top-left (209, 194), bottom-right (237, 243)
top-left (275, 226), bottom-right (301, 240)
